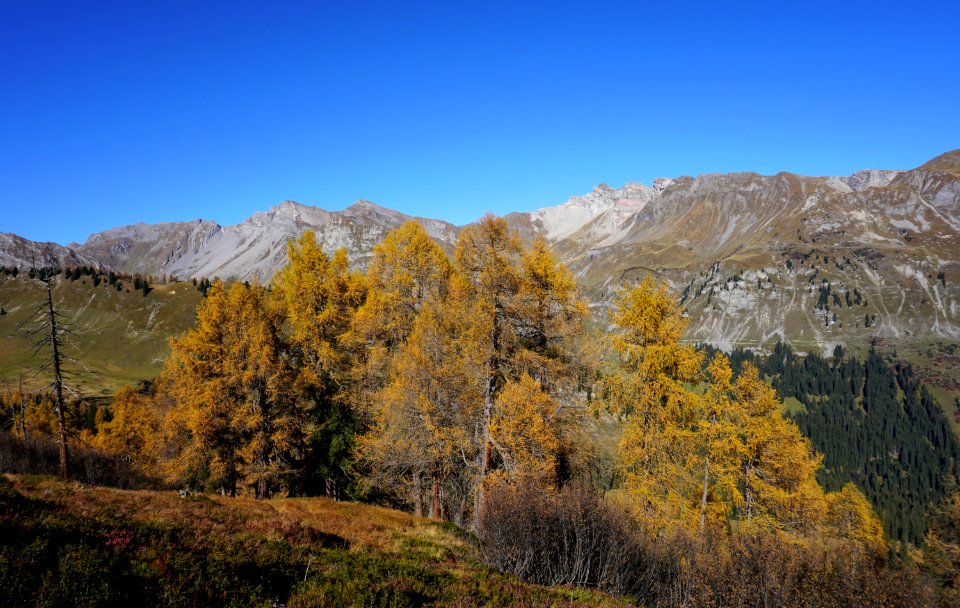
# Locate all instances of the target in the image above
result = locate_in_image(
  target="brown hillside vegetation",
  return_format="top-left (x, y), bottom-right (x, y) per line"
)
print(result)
top-left (0, 474), bottom-right (627, 607)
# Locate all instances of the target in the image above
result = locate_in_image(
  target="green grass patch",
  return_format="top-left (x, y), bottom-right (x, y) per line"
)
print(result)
top-left (0, 276), bottom-right (200, 395)
top-left (781, 396), bottom-right (807, 415)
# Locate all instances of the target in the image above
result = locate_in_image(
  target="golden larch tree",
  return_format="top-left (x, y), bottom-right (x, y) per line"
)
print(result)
top-left (489, 373), bottom-right (568, 489)
top-left (356, 292), bottom-right (485, 519)
top-left (271, 230), bottom-right (365, 393)
top-left (271, 230), bottom-right (366, 498)
top-left (454, 217), bottom-right (587, 525)
top-left (604, 276), bottom-right (704, 530)
top-left (86, 385), bottom-right (163, 478)
top-left (162, 280), bottom-right (302, 498)
top-left (605, 277), bottom-right (881, 543)
top-left (350, 221), bottom-right (457, 514)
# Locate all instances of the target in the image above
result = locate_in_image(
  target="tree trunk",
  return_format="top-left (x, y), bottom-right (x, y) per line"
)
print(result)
top-left (45, 281), bottom-right (69, 481)
top-left (255, 387), bottom-right (271, 500)
top-left (700, 456), bottom-right (710, 532)
top-left (17, 375), bottom-right (28, 440)
top-left (413, 472), bottom-right (424, 517)
top-left (439, 484), bottom-right (449, 521)
top-left (700, 413), bottom-right (717, 532)
top-left (474, 295), bottom-right (503, 531)
top-left (474, 374), bottom-right (496, 529)
top-left (430, 472), bottom-right (441, 519)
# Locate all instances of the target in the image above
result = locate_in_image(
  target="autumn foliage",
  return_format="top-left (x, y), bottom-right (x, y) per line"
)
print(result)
top-left (5, 216), bottom-right (954, 606)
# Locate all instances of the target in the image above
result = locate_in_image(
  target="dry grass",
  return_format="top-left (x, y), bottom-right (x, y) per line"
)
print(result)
top-left (2, 475), bottom-right (630, 607)
top-left (12, 476), bottom-right (466, 554)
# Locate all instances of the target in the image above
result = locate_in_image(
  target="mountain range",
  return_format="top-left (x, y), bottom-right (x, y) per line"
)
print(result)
top-left (3, 150), bottom-right (959, 393)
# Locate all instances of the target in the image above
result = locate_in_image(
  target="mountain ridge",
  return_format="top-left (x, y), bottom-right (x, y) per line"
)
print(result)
top-left (7, 149), bottom-right (957, 273)
top-left (3, 151), bottom-right (958, 372)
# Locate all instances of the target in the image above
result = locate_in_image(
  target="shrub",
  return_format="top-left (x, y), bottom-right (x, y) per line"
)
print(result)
top-left (0, 434), bottom-right (158, 489)
top-left (478, 482), bottom-right (936, 607)
top-left (479, 482), bottom-right (653, 598)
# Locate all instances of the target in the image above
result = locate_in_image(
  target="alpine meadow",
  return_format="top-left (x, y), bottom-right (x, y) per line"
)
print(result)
top-left (3, 2), bottom-right (960, 607)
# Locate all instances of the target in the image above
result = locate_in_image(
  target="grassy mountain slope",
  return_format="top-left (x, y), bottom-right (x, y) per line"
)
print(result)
top-left (0, 274), bottom-right (201, 395)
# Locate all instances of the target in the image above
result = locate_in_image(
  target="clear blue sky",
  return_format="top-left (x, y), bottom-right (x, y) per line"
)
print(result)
top-left (2, 1), bottom-right (958, 245)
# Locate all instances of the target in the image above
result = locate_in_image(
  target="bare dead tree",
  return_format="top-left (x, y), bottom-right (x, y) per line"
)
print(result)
top-left (43, 273), bottom-right (69, 480)
top-left (18, 266), bottom-right (76, 480)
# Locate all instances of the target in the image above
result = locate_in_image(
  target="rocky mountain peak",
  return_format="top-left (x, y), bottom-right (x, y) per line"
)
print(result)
top-left (652, 177), bottom-right (674, 193)
top-left (917, 149), bottom-right (960, 174)
top-left (273, 200), bottom-right (305, 214)
top-left (340, 200), bottom-right (410, 226)
top-left (345, 199), bottom-right (384, 210)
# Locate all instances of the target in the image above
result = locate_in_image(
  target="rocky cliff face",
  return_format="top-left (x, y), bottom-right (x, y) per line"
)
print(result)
top-left (58, 200), bottom-right (459, 282)
top-left (0, 232), bottom-right (98, 270)
top-left (543, 151), bottom-right (960, 361)
top-left (72, 219), bottom-right (222, 276)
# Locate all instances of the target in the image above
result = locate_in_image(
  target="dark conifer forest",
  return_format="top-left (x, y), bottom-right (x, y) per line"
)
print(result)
top-left (719, 343), bottom-right (960, 547)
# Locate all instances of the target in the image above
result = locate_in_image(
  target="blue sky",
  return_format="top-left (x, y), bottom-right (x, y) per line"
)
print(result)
top-left (2, 1), bottom-right (958, 245)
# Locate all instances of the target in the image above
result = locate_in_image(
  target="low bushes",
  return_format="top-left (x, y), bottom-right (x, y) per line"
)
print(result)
top-left (478, 482), bottom-right (937, 608)
top-left (478, 483), bottom-right (653, 598)
top-left (0, 434), bottom-right (156, 489)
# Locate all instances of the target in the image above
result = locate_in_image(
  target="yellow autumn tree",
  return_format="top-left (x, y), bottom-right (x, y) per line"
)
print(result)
top-left (271, 230), bottom-right (366, 497)
top-left (489, 373), bottom-right (568, 488)
top-left (693, 353), bottom-right (744, 531)
top-left (729, 363), bottom-right (827, 535)
top-left (349, 221), bottom-right (451, 411)
top-left (357, 218), bottom-right (587, 521)
top-left (513, 237), bottom-right (587, 372)
top-left (223, 281), bottom-right (303, 499)
top-left (490, 236), bottom-right (587, 490)
top-left (0, 389), bottom-right (59, 443)
top-left (350, 222), bottom-right (459, 513)
top-left (356, 292), bottom-right (484, 518)
top-left (604, 276), bottom-right (705, 530)
top-left (351, 220), bottom-right (451, 352)
top-left (826, 482), bottom-right (887, 558)
top-left (454, 217), bottom-right (587, 525)
top-left (162, 281), bottom-right (237, 494)
top-left (272, 230), bottom-right (365, 393)
top-left (86, 385), bottom-right (163, 478)
top-left (161, 280), bottom-right (302, 498)
top-left (0, 380), bottom-right (30, 440)
top-left (604, 277), bottom-right (879, 543)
